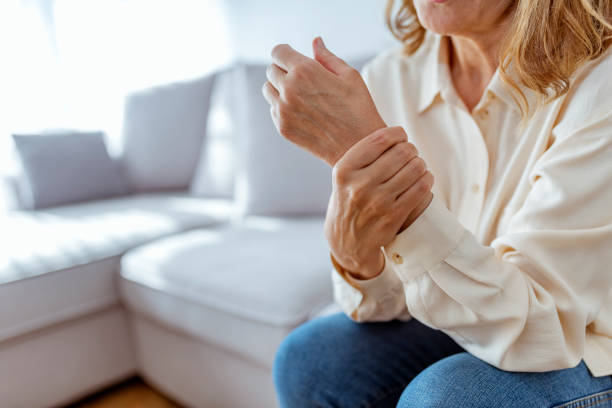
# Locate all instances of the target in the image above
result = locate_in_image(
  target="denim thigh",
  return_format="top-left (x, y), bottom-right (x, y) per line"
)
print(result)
top-left (398, 352), bottom-right (612, 408)
top-left (273, 312), bottom-right (464, 408)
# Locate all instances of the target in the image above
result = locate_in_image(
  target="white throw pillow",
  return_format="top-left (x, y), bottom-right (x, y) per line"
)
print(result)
top-left (12, 132), bottom-right (129, 210)
top-left (121, 73), bottom-right (216, 191)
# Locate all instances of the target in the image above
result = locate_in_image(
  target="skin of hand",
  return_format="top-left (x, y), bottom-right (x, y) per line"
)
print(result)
top-left (324, 127), bottom-right (434, 280)
top-left (263, 37), bottom-right (434, 279)
top-left (262, 37), bottom-right (387, 167)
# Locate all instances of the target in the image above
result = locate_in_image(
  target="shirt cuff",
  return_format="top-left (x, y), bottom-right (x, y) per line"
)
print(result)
top-left (338, 251), bottom-right (401, 295)
top-left (331, 251), bottom-right (402, 319)
top-left (384, 195), bottom-right (466, 281)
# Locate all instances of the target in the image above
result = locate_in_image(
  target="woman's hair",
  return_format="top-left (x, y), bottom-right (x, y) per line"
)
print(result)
top-left (386, 0), bottom-right (612, 115)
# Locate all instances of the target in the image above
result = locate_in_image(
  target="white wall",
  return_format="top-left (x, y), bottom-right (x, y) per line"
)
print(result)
top-left (0, 0), bottom-right (398, 178)
top-left (222, 0), bottom-right (396, 63)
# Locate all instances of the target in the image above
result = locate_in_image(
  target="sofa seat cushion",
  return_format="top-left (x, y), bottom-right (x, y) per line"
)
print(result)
top-left (0, 257), bottom-right (123, 342)
top-left (0, 194), bottom-right (232, 341)
top-left (1, 194), bottom-right (233, 284)
top-left (119, 217), bottom-right (334, 367)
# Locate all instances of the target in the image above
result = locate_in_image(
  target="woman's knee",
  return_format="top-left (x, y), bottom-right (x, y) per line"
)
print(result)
top-left (273, 313), bottom-right (356, 407)
top-left (396, 352), bottom-right (500, 408)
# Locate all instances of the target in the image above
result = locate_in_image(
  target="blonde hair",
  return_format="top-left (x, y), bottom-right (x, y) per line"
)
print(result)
top-left (386, 0), bottom-right (612, 115)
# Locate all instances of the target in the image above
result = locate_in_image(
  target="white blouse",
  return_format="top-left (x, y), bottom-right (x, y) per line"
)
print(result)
top-left (332, 33), bottom-right (612, 376)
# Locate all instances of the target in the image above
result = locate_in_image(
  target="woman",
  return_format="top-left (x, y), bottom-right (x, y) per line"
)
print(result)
top-left (263, 0), bottom-right (612, 406)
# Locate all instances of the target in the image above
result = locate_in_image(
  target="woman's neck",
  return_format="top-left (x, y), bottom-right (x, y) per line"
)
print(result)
top-left (448, 14), bottom-right (513, 112)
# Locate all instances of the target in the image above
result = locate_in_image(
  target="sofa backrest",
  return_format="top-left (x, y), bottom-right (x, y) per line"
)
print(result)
top-left (231, 55), bottom-right (374, 217)
top-left (120, 73), bottom-right (216, 192)
top-left (4, 55), bottom-right (375, 213)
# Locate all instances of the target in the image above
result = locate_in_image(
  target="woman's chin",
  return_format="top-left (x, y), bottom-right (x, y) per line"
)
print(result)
top-left (418, 21), bottom-right (458, 37)
top-left (415, 2), bottom-right (464, 35)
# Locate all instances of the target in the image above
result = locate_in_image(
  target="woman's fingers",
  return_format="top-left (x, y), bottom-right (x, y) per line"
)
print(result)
top-left (262, 81), bottom-right (280, 106)
top-left (271, 44), bottom-right (311, 71)
top-left (338, 127), bottom-right (407, 171)
top-left (364, 142), bottom-right (419, 184)
top-left (384, 156), bottom-right (428, 199)
top-left (266, 63), bottom-right (287, 93)
top-left (394, 171), bottom-right (434, 209)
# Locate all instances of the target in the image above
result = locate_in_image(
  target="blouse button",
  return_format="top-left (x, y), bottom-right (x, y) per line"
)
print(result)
top-left (471, 183), bottom-right (480, 194)
top-left (391, 252), bottom-right (404, 265)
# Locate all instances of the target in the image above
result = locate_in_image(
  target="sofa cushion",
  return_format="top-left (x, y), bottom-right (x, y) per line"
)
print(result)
top-left (233, 64), bottom-right (333, 216)
top-left (190, 67), bottom-right (237, 199)
top-left (119, 217), bottom-right (334, 367)
top-left (0, 257), bottom-right (122, 342)
top-left (0, 194), bottom-right (233, 284)
top-left (0, 194), bottom-right (232, 341)
top-left (12, 132), bottom-right (129, 210)
top-left (230, 56), bottom-right (375, 217)
top-left (1, 173), bottom-right (21, 212)
top-left (121, 73), bottom-right (216, 191)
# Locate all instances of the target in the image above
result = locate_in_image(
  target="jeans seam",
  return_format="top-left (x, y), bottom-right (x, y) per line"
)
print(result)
top-left (552, 388), bottom-right (612, 408)
top-left (582, 396), bottom-right (612, 408)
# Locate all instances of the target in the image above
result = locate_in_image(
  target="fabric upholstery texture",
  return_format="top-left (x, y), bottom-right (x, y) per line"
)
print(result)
top-left (230, 55), bottom-right (377, 217)
top-left (0, 194), bottom-right (232, 285)
top-left (233, 64), bottom-right (333, 216)
top-left (0, 55), bottom-right (376, 408)
top-left (190, 67), bottom-right (237, 199)
top-left (131, 316), bottom-right (278, 408)
top-left (121, 73), bottom-right (216, 191)
top-left (0, 307), bottom-right (135, 408)
top-left (119, 217), bottom-right (333, 367)
top-left (0, 174), bottom-right (21, 211)
top-left (12, 132), bottom-right (129, 210)
top-left (0, 257), bottom-right (120, 342)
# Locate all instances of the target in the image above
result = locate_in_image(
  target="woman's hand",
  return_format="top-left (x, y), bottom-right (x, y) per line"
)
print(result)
top-left (325, 127), bottom-right (434, 280)
top-left (262, 37), bottom-right (386, 166)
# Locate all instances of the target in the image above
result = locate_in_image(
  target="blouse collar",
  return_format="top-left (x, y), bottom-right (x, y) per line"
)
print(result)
top-left (414, 33), bottom-right (533, 115)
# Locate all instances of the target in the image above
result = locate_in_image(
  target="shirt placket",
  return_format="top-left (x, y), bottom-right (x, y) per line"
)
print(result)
top-left (446, 90), bottom-right (491, 233)
top-left (469, 92), bottom-right (498, 233)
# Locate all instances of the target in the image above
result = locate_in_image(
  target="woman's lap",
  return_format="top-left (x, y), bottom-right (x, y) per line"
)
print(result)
top-left (400, 353), bottom-right (612, 408)
top-left (273, 312), bottom-right (464, 407)
top-left (273, 313), bottom-right (612, 408)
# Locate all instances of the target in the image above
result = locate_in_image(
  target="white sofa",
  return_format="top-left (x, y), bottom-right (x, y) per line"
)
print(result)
top-left (1, 58), bottom-right (369, 408)
top-left (0, 194), bottom-right (233, 408)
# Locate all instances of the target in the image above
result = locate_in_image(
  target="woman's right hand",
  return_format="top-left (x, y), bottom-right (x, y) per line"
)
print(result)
top-left (324, 127), bottom-right (434, 280)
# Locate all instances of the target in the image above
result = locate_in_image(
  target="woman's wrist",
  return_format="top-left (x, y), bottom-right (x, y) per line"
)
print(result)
top-left (399, 191), bottom-right (433, 234)
top-left (332, 249), bottom-right (386, 281)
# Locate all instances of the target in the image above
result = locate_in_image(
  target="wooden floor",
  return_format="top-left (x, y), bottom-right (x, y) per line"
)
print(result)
top-left (66, 377), bottom-right (181, 408)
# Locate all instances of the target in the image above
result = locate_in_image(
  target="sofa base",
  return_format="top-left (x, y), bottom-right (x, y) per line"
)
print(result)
top-left (0, 306), bottom-right (136, 408)
top-left (131, 315), bottom-right (279, 408)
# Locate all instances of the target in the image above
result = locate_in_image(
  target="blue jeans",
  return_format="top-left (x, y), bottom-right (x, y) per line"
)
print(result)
top-left (273, 313), bottom-right (612, 407)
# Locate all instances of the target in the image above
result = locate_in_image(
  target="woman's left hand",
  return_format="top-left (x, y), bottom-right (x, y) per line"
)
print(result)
top-left (262, 37), bottom-right (386, 166)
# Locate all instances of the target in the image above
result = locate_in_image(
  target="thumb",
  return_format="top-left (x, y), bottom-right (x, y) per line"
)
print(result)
top-left (313, 37), bottom-right (349, 75)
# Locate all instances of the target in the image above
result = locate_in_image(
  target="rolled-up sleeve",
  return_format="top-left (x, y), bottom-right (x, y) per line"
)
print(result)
top-left (382, 113), bottom-right (612, 372)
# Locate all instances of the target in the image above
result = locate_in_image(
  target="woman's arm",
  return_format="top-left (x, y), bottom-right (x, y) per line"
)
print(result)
top-left (262, 37), bottom-right (387, 166)
top-left (341, 112), bottom-right (612, 371)
top-left (262, 39), bottom-right (436, 322)
top-left (324, 127), bottom-right (433, 322)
